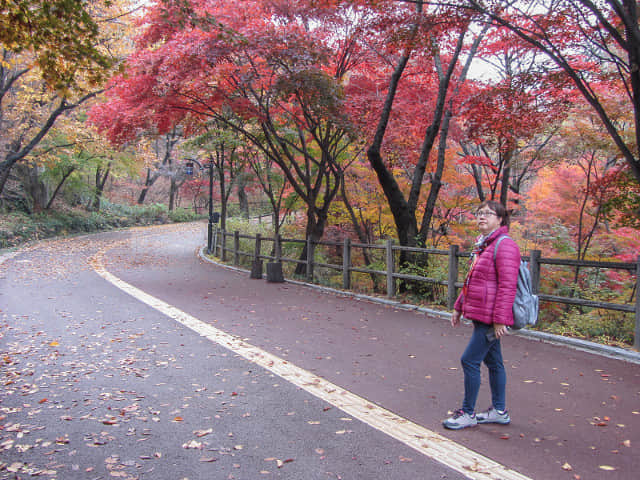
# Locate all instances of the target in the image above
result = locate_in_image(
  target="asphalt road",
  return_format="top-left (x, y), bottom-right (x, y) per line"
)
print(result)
top-left (1, 222), bottom-right (639, 480)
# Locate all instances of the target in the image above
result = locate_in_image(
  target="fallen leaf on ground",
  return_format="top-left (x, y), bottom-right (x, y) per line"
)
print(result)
top-left (182, 440), bottom-right (202, 449)
top-left (277, 459), bottom-right (294, 468)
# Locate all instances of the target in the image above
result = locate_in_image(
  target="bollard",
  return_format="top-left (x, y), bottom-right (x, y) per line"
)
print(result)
top-left (266, 262), bottom-right (284, 282)
top-left (267, 234), bottom-right (284, 283)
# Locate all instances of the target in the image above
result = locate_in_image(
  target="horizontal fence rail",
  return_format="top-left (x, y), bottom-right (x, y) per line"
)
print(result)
top-left (211, 229), bottom-right (640, 351)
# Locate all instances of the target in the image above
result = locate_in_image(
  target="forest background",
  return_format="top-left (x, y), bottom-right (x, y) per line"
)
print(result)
top-left (1, 0), bottom-right (639, 348)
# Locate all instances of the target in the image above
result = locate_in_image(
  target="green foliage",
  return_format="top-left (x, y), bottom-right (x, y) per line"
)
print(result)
top-left (0, 212), bottom-right (37, 246)
top-left (600, 169), bottom-right (640, 229)
top-left (397, 257), bottom-right (449, 307)
top-left (543, 308), bottom-right (634, 347)
top-left (168, 207), bottom-right (201, 223)
top-left (0, 202), bottom-right (197, 249)
top-left (224, 217), bottom-right (273, 238)
top-left (100, 201), bottom-right (168, 224)
top-left (1, 0), bottom-right (113, 90)
top-left (351, 269), bottom-right (384, 294)
top-left (213, 217), bottom-right (277, 268)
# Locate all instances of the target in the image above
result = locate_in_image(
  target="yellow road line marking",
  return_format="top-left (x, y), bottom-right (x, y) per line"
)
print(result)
top-left (91, 248), bottom-right (532, 480)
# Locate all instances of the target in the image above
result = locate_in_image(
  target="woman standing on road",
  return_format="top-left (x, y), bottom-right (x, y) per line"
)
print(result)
top-left (443, 200), bottom-right (521, 430)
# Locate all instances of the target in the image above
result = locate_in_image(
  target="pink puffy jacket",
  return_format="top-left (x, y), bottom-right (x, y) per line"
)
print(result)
top-left (454, 226), bottom-right (521, 326)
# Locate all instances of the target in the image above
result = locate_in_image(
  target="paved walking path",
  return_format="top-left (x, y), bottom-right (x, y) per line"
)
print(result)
top-left (1, 222), bottom-right (639, 480)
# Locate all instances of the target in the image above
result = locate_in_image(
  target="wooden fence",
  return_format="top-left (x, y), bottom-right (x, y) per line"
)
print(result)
top-left (211, 229), bottom-right (640, 351)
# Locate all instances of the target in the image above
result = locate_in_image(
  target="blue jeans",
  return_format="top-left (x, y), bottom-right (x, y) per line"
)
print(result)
top-left (460, 321), bottom-right (506, 414)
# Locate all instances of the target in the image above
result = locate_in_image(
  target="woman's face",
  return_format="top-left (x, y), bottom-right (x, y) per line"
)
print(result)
top-left (476, 206), bottom-right (502, 236)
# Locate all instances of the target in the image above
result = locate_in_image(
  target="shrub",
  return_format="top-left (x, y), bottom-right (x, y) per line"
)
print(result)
top-left (169, 208), bottom-right (200, 223)
top-left (545, 308), bottom-right (634, 347)
top-left (0, 203), bottom-right (200, 250)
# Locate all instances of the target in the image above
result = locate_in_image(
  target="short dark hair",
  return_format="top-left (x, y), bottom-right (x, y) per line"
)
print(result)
top-left (477, 200), bottom-right (509, 226)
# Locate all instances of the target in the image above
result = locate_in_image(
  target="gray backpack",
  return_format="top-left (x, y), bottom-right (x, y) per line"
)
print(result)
top-left (494, 236), bottom-right (539, 330)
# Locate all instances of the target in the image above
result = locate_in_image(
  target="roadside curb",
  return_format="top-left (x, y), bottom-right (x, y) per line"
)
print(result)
top-left (199, 248), bottom-right (640, 365)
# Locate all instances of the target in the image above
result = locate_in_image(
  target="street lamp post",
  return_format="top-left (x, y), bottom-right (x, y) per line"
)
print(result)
top-left (185, 158), bottom-right (218, 254)
top-left (207, 161), bottom-right (214, 254)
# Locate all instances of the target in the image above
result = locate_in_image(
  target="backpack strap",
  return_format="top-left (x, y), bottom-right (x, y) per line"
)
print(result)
top-left (493, 235), bottom-right (510, 261)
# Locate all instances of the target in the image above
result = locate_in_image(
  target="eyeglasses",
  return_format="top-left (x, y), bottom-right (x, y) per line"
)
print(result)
top-left (475, 210), bottom-right (498, 218)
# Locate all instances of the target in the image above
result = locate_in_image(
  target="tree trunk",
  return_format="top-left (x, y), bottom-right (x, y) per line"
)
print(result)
top-left (16, 163), bottom-right (48, 213)
top-left (368, 19), bottom-right (474, 251)
top-left (365, 3), bottom-right (419, 248)
top-left (294, 209), bottom-right (328, 276)
top-left (237, 174), bottom-right (249, 218)
top-left (340, 179), bottom-right (381, 291)
top-left (216, 166), bottom-right (227, 232)
top-left (0, 160), bottom-right (17, 200)
top-left (460, 143), bottom-right (486, 201)
top-left (46, 167), bottom-right (75, 210)
top-left (92, 162), bottom-right (111, 212)
top-left (138, 168), bottom-right (159, 204)
top-left (0, 93), bottom-right (98, 198)
top-left (169, 177), bottom-right (178, 212)
top-left (499, 150), bottom-right (513, 206)
top-left (419, 108), bottom-right (453, 243)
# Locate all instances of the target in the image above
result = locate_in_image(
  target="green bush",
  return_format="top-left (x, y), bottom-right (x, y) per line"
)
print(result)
top-left (169, 208), bottom-right (200, 223)
top-left (215, 217), bottom-right (275, 268)
top-left (101, 201), bottom-right (169, 224)
top-left (545, 308), bottom-right (634, 347)
top-left (0, 212), bottom-right (37, 247)
top-left (0, 203), bottom-right (200, 250)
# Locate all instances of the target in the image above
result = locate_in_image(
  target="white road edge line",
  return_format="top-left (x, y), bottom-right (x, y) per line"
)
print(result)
top-left (90, 248), bottom-right (532, 480)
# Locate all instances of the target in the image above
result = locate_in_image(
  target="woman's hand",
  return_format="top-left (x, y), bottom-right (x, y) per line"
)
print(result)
top-left (494, 323), bottom-right (508, 339)
top-left (451, 310), bottom-right (461, 327)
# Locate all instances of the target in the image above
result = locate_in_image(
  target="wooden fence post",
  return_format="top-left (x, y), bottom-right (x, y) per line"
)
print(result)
top-left (221, 230), bottom-right (227, 262)
top-left (255, 233), bottom-right (262, 260)
top-left (233, 231), bottom-right (240, 266)
top-left (386, 239), bottom-right (395, 298)
top-left (448, 245), bottom-right (459, 310)
top-left (306, 237), bottom-right (314, 282)
top-left (635, 256), bottom-right (640, 351)
top-left (250, 233), bottom-right (262, 279)
top-left (212, 226), bottom-right (219, 257)
top-left (530, 250), bottom-right (541, 295)
top-left (343, 238), bottom-right (351, 290)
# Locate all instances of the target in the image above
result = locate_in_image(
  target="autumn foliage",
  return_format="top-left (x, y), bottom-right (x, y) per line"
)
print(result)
top-left (82, 0), bottom-right (640, 337)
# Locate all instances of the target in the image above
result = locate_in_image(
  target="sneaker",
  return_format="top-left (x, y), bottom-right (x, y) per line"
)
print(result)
top-left (442, 409), bottom-right (477, 430)
top-left (476, 407), bottom-right (511, 425)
